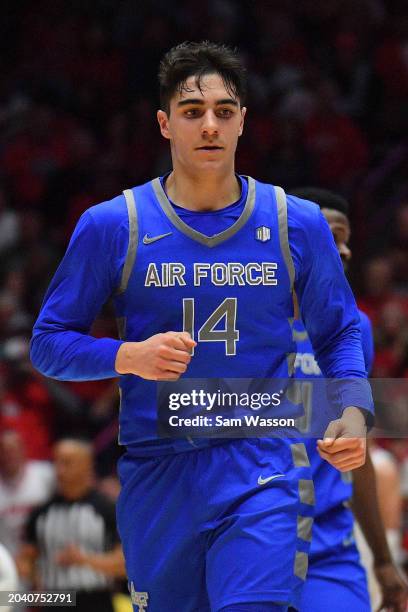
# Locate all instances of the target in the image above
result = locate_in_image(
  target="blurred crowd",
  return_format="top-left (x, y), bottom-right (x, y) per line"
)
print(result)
top-left (0, 0), bottom-right (407, 601)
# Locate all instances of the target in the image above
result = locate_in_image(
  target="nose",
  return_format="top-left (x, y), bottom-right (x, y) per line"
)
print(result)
top-left (201, 110), bottom-right (219, 138)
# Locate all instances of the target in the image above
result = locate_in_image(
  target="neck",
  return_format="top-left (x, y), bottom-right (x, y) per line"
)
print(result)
top-left (165, 168), bottom-right (241, 212)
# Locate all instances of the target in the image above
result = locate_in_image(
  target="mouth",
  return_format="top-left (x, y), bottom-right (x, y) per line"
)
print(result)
top-left (196, 146), bottom-right (224, 151)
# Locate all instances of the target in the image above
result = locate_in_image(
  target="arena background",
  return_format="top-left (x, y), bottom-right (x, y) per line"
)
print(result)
top-left (0, 0), bottom-right (407, 606)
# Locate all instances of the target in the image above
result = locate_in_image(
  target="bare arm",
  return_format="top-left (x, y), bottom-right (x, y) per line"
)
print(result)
top-left (56, 543), bottom-right (126, 578)
top-left (15, 544), bottom-right (38, 583)
top-left (80, 544), bottom-right (126, 578)
top-left (353, 452), bottom-right (407, 612)
top-left (353, 453), bottom-right (393, 565)
top-left (372, 453), bottom-right (402, 531)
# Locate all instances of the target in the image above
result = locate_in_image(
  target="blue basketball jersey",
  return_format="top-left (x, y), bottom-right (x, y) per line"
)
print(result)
top-left (31, 176), bottom-right (372, 455)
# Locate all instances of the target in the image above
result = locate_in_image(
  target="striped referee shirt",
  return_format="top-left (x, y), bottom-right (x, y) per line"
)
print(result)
top-left (25, 490), bottom-right (119, 591)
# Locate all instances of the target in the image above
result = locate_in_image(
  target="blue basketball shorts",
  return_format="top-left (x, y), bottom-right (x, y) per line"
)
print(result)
top-left (300, 543), bottom-right (370, 612)
top-left (116, 438), bottom-right (314, 612)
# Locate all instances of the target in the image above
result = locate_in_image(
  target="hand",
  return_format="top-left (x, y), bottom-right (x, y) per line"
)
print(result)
top-left (317, 406), bottom-right (367, 471)
top-left (115, 331), bottom-right (196, 380)
top-left (55, 544), bottom-right (87, 566)
top-left (375, 561), bottom-right (408, 612)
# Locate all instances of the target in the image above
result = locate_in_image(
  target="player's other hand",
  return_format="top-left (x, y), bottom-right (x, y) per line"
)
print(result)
top-left (115, 331), bottom-right (196, 380)
top-left (317, 406), bottom-right (367, 472)
top-left (374, 561), bottom-right (408, 612)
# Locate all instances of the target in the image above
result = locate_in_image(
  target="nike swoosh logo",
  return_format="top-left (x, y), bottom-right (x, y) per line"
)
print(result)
top-left (143, 232), bottom-right (172, 245)
top-left (257, 474), bottom-right (285, 486)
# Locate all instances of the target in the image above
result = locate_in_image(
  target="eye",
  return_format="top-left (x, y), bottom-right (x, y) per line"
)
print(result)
top-left (184, 108), bottom-right (200, 117)
top-left (217, 108), bottom-right (234, 117)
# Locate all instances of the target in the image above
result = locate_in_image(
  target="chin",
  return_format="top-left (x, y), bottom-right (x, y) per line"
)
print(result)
top-left (196, 157), bottom-right (229, 170)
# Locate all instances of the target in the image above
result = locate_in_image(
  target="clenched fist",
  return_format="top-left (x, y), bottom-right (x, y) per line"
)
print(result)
top-left (317, 406), bottom-right (367, 472)
top-left (115, 331), bottom-right (196, 381)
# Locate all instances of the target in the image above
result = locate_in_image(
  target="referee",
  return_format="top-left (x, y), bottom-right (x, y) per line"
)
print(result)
top-left (16, 439), bottom-right (125, 612)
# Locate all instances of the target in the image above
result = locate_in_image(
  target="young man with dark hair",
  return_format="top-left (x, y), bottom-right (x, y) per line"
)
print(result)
top-left (291, 187), bottom-right (407, 612)
top-left (31, 42), bottom-right (372, 611)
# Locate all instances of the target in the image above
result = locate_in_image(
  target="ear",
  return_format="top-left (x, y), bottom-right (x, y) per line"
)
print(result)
top-left (238, 106), bottom-right (247, 137)
top-left (157, 110), bottom-right (171, 140)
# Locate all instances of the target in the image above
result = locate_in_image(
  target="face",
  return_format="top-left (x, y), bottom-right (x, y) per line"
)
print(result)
top-left (321, 208), bottom-right (351, 269)
top-left (157, 73), bottom-right (246, 175)
top-left (54, 441), bottom-right (92, 492)
top-left (0, 431), bottom-right (25, 478)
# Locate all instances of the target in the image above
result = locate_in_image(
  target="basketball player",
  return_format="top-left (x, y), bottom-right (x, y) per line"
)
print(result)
top-left (292, 187), bottom-right (406, 612)
top-left (31, 42), bottom-right (372, 611)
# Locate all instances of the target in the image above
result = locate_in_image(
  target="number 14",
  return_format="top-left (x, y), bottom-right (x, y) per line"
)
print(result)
top-left (182, 297), bottom-right (239, 356)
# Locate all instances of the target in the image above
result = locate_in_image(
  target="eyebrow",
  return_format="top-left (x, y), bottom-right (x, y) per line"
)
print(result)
top-left (177, 98), bottom-right (239, 107)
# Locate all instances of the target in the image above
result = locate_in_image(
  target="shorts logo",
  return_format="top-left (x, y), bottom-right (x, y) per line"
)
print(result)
top-left (129, 581), bottom-right (149, 611)
top-left (255, 226), bottom-right (271, 242)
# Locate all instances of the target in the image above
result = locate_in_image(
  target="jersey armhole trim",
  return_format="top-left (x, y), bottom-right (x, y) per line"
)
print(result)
top-left (275, 185), bottom-right (295, 292)
top-left (116, 189), bottom-right (138, 295)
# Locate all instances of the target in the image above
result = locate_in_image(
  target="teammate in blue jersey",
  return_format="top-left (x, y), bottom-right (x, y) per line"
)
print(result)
top-left (292, 187), bottom-right (406, 612)
top-left (31, 42), bottom-right (372, 611)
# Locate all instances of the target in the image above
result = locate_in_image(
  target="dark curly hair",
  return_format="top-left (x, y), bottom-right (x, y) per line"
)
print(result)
top-left (158, 41), bottom-right (247, 114)
top-left (291, 187), bottom-right (349, 217)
